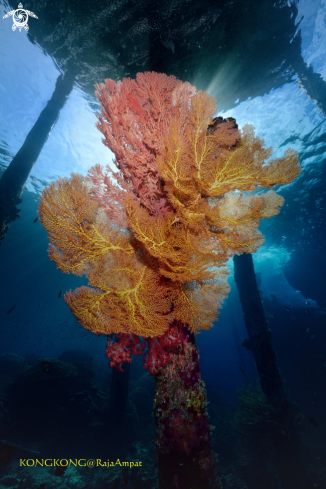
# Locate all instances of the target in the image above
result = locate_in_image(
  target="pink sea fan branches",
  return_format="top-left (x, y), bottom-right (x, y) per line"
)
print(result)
top-left (92, 72), bottom-right (196, 217)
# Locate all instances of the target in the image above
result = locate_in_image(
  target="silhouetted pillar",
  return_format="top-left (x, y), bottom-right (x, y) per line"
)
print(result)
top-left (108, 363), bottom-right (130, 454)
top-left (233, 253), bottom-right (286, 407)
top-left (291, 36), bottom-right (326, 118)
top-left (0, 70), bottom-right (75, 244)
top-left (233, 253), bottom-right (313, 489)
top-left (147, 0), bottom-right (167, 74)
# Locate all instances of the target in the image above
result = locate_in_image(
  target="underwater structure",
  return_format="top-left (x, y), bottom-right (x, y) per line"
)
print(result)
top-left (38, 72), bottom-right (300, 487)
top-left (0, 71), bottom-right (75, 244)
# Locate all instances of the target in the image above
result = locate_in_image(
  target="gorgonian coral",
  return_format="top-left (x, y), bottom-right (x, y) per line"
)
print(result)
top-left (39, 72), bottom-right (300, 347)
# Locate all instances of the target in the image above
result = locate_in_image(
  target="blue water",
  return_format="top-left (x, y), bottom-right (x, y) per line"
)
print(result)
top-left (1, 0), bottom-right (326, 487)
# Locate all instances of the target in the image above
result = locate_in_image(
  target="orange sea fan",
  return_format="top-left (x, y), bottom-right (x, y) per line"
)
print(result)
top-left (39, 174), bottom-right (133, 276)
top-left (39, 72), bottom-right (301, 338)
top-left (173, 270), bottom-right (231, 332)
top-left (64, 257), bottom-right (178, 337)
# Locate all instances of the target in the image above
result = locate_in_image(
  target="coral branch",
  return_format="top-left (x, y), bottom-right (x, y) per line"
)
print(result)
top-left (105, 333), bottom-right (146, 371)
top-left (39, 71), bottom-right (301, 356)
